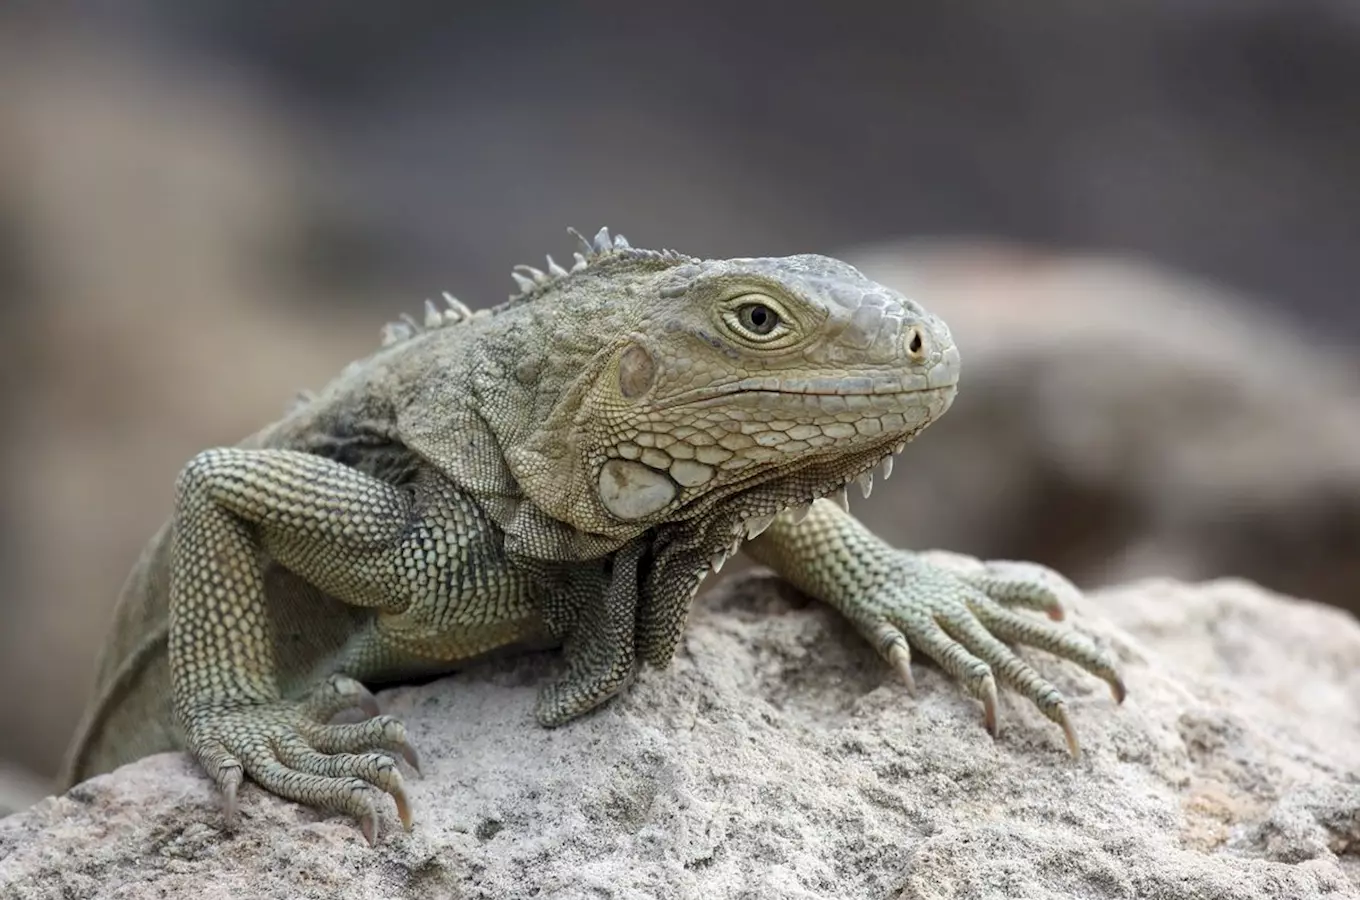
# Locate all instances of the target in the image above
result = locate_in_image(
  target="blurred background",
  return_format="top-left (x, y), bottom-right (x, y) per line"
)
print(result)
top-left (3, 2), bottom-right (1360, 809)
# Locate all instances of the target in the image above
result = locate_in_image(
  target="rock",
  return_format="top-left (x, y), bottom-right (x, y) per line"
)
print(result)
top-left (2, 577), bottom-right (1356, 899)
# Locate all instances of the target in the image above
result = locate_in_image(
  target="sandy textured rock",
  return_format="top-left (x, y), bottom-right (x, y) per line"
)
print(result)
top-left (3, 577), bottom-right (1357, 899)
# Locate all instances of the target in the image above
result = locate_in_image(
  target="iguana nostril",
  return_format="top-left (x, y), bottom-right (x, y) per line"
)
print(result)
top-left (906, 326), bottom-right (925, 360)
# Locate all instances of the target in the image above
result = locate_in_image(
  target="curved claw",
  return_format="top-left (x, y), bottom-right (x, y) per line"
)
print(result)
top-left (304, 674), bottom-right (383, 723)
top-left (886, 642), bottom-right (917, 696)
top-left (979, 674), bottom-right (1000, 738)
top-left (392, 781), bottom-right (414, 832)
top-left (1109, 675), bottom-right (1128, 705)
top-left (359, 801), bottom-right (379, 846)
top-left (221, 769), bottom-right (241, 830)
top-left (1053, 703), bottom-right (1081, 759)
top-left (356, 689), bottom-right (381, 720)
top-left (399, 741), bottom-right (423, 776)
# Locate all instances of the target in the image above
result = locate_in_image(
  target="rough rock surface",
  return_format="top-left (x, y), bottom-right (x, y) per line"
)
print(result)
top-left (2, 576), bottom-right (1357, 899)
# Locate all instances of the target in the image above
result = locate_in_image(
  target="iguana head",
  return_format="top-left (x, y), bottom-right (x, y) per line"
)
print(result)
top-left (461, 228), bottom-right (960, 554)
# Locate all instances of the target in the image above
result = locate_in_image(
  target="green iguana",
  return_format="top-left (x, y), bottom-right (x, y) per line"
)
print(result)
top-left (61, 227), bottom-right (1125, 844)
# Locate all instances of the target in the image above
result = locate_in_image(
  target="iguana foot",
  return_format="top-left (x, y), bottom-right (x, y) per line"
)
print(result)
top-left (534, 660), bottom-right (636, 727)
top-left (185, 675), bottom-right (419, 845)
top-left (847, 549), bottom-right (1125, 758)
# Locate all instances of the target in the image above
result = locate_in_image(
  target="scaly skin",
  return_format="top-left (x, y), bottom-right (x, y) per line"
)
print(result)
top-left (62, 227), bottom-right (1125, 844)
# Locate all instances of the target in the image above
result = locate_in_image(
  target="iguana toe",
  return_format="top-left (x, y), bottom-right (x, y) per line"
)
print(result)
top-left (300, 676), bottom-right (423, 774)
top-left (196, 740), bottom-right (244, 827)
top-left (967, 595), bottom-right (1126, 704)
top-left (273, 734), bottom-right (412, 823)
top-left (534, 661), bottom-right (636, 727)
top-left (300, 713), bottom-right (416, 759)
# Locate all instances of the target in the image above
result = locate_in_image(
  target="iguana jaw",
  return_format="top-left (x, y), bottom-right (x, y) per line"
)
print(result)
top-left (670, 379), bottom-right (957, 567)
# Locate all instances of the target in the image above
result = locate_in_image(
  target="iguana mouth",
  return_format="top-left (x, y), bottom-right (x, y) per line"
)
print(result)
top-left (672, 385), bottom-right (956, 427)
top-left (726, 372), bottom-right (956, 396)
top-left (718, 384), bottom-right (952, 400)
top-left (668, 380), bottom-right (955, 409)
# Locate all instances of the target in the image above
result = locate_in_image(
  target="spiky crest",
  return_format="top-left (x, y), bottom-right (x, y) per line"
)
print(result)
top-left (379, 226), bottom-right (694, 348)
top-left (379, 291), bottom-right (485, 347)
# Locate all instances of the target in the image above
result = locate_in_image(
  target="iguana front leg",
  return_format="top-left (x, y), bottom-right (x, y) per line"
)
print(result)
top-left (745, 499), bottom-right (1126, 756)
top-left (170, 448), bottom-right (468, 843)
top-left (532, 539), bottom-right (646, 726)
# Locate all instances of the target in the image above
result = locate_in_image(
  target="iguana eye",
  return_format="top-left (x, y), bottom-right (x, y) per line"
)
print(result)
top-left (720, 293), bottom-right (794, 345)
top-left (738, 303), bottom-right (778, 335)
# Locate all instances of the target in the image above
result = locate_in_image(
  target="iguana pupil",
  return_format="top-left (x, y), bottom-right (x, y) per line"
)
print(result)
top-left (739, 303), bottom-right (777, 335)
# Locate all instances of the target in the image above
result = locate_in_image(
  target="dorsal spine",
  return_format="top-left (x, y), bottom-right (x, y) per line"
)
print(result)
top-left (378, 226), bottom-right (689, 348)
